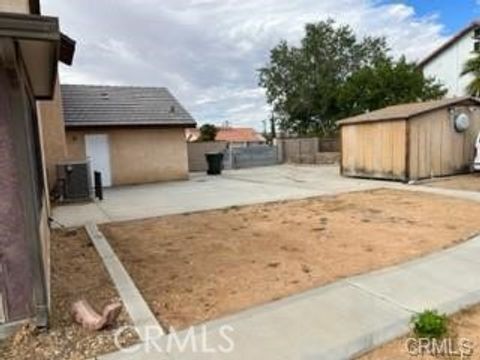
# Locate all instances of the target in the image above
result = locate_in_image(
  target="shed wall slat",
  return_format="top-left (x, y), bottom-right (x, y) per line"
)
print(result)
top-left (341, 120), bottom-right (406, 180)
top-left (409, 106), bottom-right (480, 179)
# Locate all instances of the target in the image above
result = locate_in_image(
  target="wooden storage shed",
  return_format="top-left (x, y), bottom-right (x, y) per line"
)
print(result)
top-left (338, 97), bottom-right (480, 181)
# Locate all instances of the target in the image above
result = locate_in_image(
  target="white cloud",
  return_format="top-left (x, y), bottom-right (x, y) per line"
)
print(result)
top-left (42, 0), bottom-right (449, 130)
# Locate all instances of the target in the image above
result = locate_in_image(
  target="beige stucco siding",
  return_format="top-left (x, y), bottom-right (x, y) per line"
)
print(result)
top-left (66, 127), bottom-right (189, 186)
top-left (0, 0), bottom-right (30, 13)
top-left (37, 80), bottom-right (68, 190)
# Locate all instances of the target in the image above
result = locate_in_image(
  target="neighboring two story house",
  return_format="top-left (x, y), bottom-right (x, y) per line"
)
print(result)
top-left (419, 21), bottom-right (480, 97)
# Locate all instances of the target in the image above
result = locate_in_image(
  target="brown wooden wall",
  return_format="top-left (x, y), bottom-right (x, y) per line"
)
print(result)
top-left (408, 106), bottom-right (480, 179)
top-left (341, 120), bottom-right (407, 180)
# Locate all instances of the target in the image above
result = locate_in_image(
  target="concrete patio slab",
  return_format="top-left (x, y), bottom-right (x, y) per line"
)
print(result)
top-left (53, 165), bottom-right (391, 227)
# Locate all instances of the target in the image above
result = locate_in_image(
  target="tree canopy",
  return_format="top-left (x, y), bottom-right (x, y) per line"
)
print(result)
top-left (198, 124), bottom-right (218, 141)
top-left (462, 53), bottom-right (480, 97)
top-left (258, 19), bottom-right (446, 137)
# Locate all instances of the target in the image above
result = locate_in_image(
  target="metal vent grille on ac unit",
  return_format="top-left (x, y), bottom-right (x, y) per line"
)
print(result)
top-left (56, 160), bottom-right (93, 202)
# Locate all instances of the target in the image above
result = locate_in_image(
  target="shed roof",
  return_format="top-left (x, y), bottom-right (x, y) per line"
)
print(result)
top-left (418, 21), bottom-right (480, 69)
top-left (62, 85), bottom-right (196, 128)
top-left (337, 97), bottom-right (480, 126)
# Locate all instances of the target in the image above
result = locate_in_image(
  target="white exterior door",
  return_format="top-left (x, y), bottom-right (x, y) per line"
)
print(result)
top-left (85, 134), bottom-right (112, 187)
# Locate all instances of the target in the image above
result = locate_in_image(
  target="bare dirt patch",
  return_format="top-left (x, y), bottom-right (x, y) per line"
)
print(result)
top-left (424, 173), bottom-right (480, 192)
top-left (0, 228), bottom-right (138, 360)
top-left (359, 305), bottom-right (480, 359)
top-left (102, 188), bottom-right (480, 330)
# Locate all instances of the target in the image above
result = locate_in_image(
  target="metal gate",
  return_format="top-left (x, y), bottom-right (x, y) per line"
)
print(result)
top-left (224, 145), bottom-right (279, 169)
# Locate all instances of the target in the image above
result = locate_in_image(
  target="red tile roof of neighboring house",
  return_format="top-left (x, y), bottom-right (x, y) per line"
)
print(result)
top-left (216, 127), bottom-right (265, 142)
top-left (186, 127), bottom-right (266, 142)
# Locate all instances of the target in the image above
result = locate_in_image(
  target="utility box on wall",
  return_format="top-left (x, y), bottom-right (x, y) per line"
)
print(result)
top-left (338, 97), bottom-right (480, 182)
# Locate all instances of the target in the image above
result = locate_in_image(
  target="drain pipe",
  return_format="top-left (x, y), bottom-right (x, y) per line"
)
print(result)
top-left (30, 214), bottom-right (49, 329)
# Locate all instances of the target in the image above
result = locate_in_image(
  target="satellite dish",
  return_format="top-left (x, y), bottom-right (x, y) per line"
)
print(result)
top-left (454, 113), bottom-right (470, 133)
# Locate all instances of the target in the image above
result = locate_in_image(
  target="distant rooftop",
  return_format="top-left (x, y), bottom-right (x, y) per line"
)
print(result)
top-left (186, 127), bottom-right (265, 142)
top-left (61, 84), bottom-right (196, 128)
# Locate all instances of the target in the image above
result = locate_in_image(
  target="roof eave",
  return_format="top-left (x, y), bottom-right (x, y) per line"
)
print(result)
top-left (337, 115), bottom-right (405, 126)
top-left (0, 12), bottom-right (61, 99)
top-left (65, 122), bottom-right (197, 129)
top-left (418, 21), bottom-right (480, 69)
top-left (60, 33), bottom-right (76, 65)
top-left (337, 96), bottom-right (480, 126)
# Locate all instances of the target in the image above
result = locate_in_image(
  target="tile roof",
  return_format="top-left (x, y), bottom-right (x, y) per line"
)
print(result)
top-left (215, 127), bottom-right (265, 142)
top-left (186, 127), bottom-right (266, 142)
top-left (337, 97), bottom-right (480, 125)
top-left (61, 84), bottom-right (196, 127)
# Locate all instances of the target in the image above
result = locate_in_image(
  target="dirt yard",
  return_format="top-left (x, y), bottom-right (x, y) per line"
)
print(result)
top-left (425, 173), bottom-right (480, 192)
top-left (102, 188), bottom-right (480, 330)
top-left (359, 305), bottom-right (480, 359)
top-left (0, 229), bottom-right (138, 360)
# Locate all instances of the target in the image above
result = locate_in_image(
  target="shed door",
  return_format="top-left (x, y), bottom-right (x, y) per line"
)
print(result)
top-left (85, 134), bottom-right (112, 187)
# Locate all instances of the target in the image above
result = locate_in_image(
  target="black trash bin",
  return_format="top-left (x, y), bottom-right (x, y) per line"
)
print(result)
top-left (205, 152), bottom-right (224, 175)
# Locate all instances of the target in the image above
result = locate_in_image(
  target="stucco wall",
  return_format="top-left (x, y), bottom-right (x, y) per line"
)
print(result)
top-left (37, 80), bottom-right (68, 190)
top-left (38, 198), bottom-right (50, 310)
top-left (66, 127), bottom-right (189, 186)
top-left (423, 30), bottom-right (476, 97)
top-left (0, 0), bottom-right (30, 13)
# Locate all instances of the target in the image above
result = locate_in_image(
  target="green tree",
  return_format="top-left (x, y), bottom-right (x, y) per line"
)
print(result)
top-left (338, 57), bottom-right (446, 118)
top-left (461, 53), bottom-right (480, 96)
top-left (258, 19), bottom-right (446, 136)
top-left (198, 124), bottom-right (218, 141)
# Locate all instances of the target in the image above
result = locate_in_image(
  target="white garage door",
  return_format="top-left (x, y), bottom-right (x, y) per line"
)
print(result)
top-left (85, 134), bottom-right (112, 187)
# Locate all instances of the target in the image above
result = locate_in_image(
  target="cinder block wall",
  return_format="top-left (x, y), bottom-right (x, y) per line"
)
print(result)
top-left (277, 137), bottom-right (339, 164)
top-left (187, 141), bottom-right (227, 172)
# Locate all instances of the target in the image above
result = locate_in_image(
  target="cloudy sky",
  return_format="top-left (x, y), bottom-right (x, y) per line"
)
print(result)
top-left (42, 0), bottom-right (478, 130)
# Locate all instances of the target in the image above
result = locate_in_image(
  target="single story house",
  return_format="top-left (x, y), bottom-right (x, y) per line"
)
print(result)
top-left (338, 97), bottom-right (480, 182)
top-left (61, 85), bottom-right (196, 187)
top-left (0, 3), bottom-right (75, 336)
top-left (186, 126), bottom-right (266, 147)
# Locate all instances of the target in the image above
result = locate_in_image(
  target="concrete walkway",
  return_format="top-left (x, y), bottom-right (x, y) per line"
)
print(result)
top-left (52, 165), bottom-right (391, 227)
top-left (85, 223), bottom-right (164, 341)
top-left (98, 234), bottom-right (480, 360)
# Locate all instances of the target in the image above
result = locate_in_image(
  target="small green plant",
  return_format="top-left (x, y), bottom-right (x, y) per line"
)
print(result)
top-left (411, 310), bottom-right (448, 339)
